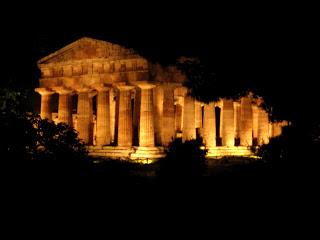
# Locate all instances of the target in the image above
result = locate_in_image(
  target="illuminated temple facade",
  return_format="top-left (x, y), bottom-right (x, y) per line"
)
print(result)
top-left (36, 37), bottom-right (286, 160)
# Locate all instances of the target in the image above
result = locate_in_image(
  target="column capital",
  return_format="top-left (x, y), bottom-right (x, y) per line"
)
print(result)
top-left (52, 86), bottom-right (74, 95)
top-left (116, 85), bottom-right (135, 91)
top-left (76, 87), bottom-right (92, 93)
top-left (92, 83), bottom-right (111, 92)
top-left (136, 82), bottom-right (156, 90)
top-left (35, 88), bottom-right (54, 96)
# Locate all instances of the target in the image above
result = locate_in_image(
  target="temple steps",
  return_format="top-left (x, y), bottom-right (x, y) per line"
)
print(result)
top-left (130, 147), bottom-right (166, 160)
top-left (206, 146), bottom-right (253, 157)
top-left (88, 145), bottom-right (254, 161)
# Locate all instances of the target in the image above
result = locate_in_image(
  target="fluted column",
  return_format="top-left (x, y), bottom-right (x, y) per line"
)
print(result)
top-left (234, 102), bottom-right (241, 140)
top-left (203, 102), bottom-right (216, 148)
top-left (257, 108), bottom-right (269, 145)
top-left (117, 85), bottom-right (134, 147)
top-left (195, 101), bottom-right (202, 129)
top-left (175, 104), bottom-right (183, 132)
top-left (137, 83), bottom-right (155, 147)
top-left (222, 99), bottom-right (235, 146)
top-left (162, 85), bottom-right (176, 146)
top-left (153, 86), bottom-right (163, 146)
top-left (76, 89), bottom-right (92, 144)
top-left (55, 87), bottom-right (73, 126)
top-left (110, 89), bottom-right (116, 143)
top-left (252, 105), bottom-right (259, 141)
top-left (183, 95), bottom-right (196, 141)
top-left (96, 86), bottom-right (111, 146)
top-left (35, 88), bottom-right (54, 121)
top-left (240, 97), bottom-right (253, 146)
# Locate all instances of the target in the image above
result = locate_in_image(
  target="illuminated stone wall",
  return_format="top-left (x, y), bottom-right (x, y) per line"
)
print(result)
top-left (36, 37), bottom-right (287, 159)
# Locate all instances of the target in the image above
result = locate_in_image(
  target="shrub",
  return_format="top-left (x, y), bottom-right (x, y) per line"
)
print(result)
top-left (158, 138), bottom-right (208, 177)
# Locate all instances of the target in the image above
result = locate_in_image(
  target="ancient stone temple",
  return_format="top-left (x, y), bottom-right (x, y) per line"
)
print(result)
top-left (36, 37), bottom-right (287, 161)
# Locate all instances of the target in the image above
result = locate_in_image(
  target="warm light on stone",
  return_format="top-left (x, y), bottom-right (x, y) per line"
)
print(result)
top-left (36, 37), bottom-right (288, 160)
top-left (203, 102), bottom-right (216, 148)
top-left (183, 95), bottom-right (196, 141)
top-left (96, 85), bottom-right (111, 146)
top-left (137, 83), bottom-right (155, 147)
top-left (35, 88), bottom-right (54, 121)
top-left (240, 97), bottom-right (253, 146)
top-left (222, 99), bottom-right (235, 147)
top-left (116, 85), bottom-right (134, 147)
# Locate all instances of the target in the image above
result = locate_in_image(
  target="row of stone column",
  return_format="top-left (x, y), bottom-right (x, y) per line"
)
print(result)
top-left (169, 95), bottom-right (270, 148)
top-left (36, 83), bottom-right (156, 148)
top-left (202, 98), bottom-right (270, 147)
top-left (36, 85), bottom-right (270, 148)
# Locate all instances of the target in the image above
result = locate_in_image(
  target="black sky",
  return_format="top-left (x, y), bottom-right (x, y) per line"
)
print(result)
top-left (1, 2), bottom-right (316, 120)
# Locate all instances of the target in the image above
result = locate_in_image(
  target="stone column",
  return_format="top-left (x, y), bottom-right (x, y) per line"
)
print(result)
top-left (109, 89), bottom-right (116, 143)
top-left (162, 85), bottom-right (176, 146)
top-left (137, 83), bottom-right (155, 147)
top-left (76, 88), bottom-right (92, 144)
top-left (257, 108), bottom-right (269, 145)
top-left (222, 99), bottom-right (235, 146)
top-left (272, 122), bottom-right (282, 138)
top-left (153, 85), bottom-right (163, 146)
top-left (55, 87), bottom-right (73, 126)
top-left (183, 95), bottom-right (196, 141)
top-left (35, 88), bottom-right (54, 121)
top-left (96, 86), bottom-right (111, 146)
top-left (175, 104), bottom-right (183, 132)
top-left (234, 102), bottom-right (241, 140)
top-left (240, 97), bottom-right (253, 146)
top-left (252, 105), bottom-right (259, 141)
top-left (203, 103), bottom-right (216, 148)
top-left (195, 101), bottom-right (202, 129)
top-left (117, 85), bottom-right (134, 147)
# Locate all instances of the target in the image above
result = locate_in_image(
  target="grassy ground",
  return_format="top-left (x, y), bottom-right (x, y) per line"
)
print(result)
top-left (88, 156), bottom-right (274, 179)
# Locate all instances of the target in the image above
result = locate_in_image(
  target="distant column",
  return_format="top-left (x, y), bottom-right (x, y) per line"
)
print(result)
top-left (109, 89), bottom-right (116, 143)
top-left (272, 122), bottom-right (282, 138)
top-left (117, 85), bottom-right (134, 147)
top-left (175, 104), bottom-right (183, 132)
top-left (203, 103), bottom-right (216, 148)
top-left (76, 88), bottom-right (92, 144)
top-left (153, 85), bottom-right (163, 146)
top-left (252, 105), bottom-right (259, 141)
top-left (257, 108), bottom-right (269, 145)
top-left (234, 102), bottom-right (241, 140)
top-left (240, 97), bottom-right (253, 146)
top-left (35, 88), bottom-right (54, 121)
top-left (183, 95), bottom-right (196, 141)
top-left (96, 86), bottom-right (111, 146)
top-left (137, 83), bottom-right (155, 147)
top-left (162, 85), bottom-right (176, 146)
top-left (195, 101), bottom-right (202, 129)
top-left (55, 87), bottom-right (73, 126)
top-left (222, 99), bottom-right (235, 146)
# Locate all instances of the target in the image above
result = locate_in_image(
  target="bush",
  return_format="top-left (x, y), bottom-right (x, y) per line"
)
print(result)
top-left (0, 89), bottom-right (88, 177)
top-left (158, 138), bottom-right (208, 177)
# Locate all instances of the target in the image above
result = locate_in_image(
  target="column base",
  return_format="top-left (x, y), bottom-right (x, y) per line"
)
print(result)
top-left (206, 146), bottom-right (254, 158)
top-left (130, 147), bottom-right (165, 161)
top-left (87, 146), bottom-right (165, 162)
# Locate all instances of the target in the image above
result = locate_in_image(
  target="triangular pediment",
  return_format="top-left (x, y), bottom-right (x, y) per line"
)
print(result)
top-left (38, 37), bottom-right (139, 64)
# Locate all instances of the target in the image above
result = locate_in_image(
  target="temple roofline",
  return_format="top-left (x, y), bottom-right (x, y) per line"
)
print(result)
top-left (37, 37), bottom-right (138, 65)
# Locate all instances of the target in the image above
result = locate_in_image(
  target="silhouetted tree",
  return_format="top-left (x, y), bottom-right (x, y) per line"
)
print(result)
top-left (158, 138), bottom-right (208, 178)
top-left (0, 89), bottom-right (88, 177)
top-left (176, 57), bottom-right (320, 168)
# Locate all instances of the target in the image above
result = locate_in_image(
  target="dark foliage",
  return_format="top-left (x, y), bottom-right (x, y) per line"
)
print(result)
top-left (0, 89), bottom-right (88, 178)
top-left (176, 58), bottom-right (252, 103)
top-left (158, 138), bottom-right (208, 177)
top-left (255, 123), bottom-right (320, 178)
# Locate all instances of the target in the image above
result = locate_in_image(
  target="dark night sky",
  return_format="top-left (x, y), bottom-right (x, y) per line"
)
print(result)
top-left (1, 3), bottom-right (316, 120)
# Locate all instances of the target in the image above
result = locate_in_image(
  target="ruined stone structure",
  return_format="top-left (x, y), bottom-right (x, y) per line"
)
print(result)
top-left (36, 37), bottom-right (286, 161)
